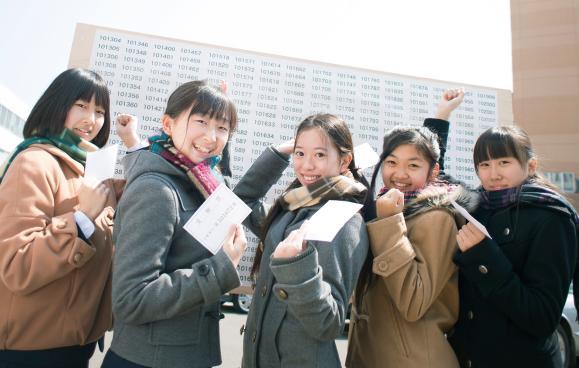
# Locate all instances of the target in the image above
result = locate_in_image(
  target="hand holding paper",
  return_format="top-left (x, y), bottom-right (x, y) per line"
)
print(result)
top-left (184, 184), bottom-right (252, 254)
top-left (450, 200), bottom-right (492, 239)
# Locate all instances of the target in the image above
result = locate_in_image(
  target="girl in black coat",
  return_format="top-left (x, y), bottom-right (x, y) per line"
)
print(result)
top-left (449, 126), bottom-right (578, 368)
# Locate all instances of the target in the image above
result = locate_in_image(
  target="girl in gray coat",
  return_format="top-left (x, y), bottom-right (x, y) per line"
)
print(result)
top-left (102, 81), bottom-right (247, 368)
top-left (234, 114), bottom-right (370, 368)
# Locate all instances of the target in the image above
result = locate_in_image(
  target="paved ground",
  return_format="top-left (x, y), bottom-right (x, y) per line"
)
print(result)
top-left (90, 303), bottom-right (349, 367)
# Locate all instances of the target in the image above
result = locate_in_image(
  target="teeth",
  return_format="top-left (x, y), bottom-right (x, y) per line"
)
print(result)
top-left (194, 144), bottom-right (211, 153)
top-left (303, 175), bottom-right (320, 181)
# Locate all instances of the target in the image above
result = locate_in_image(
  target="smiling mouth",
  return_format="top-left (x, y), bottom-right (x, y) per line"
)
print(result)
top-left (391, 182), bottom-right (411, 190)
top-left (74, 127), bottom-right (92, 137)
top-left (193, 144), bottom-right (213, 154)
top-left (301, 175), bottom-right (321, 184)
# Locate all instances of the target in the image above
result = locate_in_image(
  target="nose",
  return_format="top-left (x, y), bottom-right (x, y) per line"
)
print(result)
top-left (393, 166), bottom-right (409, 179)
top-left (489, 164), bottom-right (501, 180)
top-left (302, 155), bottom-right (315, 170)
top-left (204, 127), bottom-right (217, 143)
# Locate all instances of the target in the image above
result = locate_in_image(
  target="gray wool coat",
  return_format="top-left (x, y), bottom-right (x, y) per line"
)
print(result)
top-left (234, 147), bottom-right (369, 368)
top-left (110, 150), bottom-right (241, 368)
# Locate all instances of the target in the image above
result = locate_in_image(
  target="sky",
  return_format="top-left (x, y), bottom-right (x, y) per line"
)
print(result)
top-left (0, 0), bottom-right (513, 111)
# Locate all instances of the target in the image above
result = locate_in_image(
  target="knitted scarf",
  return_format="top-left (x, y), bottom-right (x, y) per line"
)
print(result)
top-left (480, 183), bottom-right (579, 224)
top-left (281, 175), bottom-right (367, 211)
top-left (378, 178), bottom-right (458, 205)
top-left (0, 128), bottom-right (97, 183)
top-left (148, 133), bottom-right (223, 199)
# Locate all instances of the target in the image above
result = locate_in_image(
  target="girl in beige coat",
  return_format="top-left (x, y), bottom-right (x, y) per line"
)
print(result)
top-left (0, 69), bottom-right (136, 368)
top-left (347, 89), bottom-right (472, 368)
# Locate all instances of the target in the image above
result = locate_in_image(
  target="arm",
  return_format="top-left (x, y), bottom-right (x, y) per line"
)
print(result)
top-left (0, 151), bottom-right (98, 295)
top-left (112, 175), bottom-right (240, 325)
top-left (368, 210), bottom-right (458, 321)
top-left (454, 213), bottom-right (576, 338)
top-left (270, 214), bottom-right (368, 340)
top-left (233, 146), bottom-right (290, 235)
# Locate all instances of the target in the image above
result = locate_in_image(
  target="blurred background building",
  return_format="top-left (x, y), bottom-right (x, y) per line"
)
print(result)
top-left (511, 0), bottom-right (579, 207)
top-left (0, 83), bottom-right (28, 162)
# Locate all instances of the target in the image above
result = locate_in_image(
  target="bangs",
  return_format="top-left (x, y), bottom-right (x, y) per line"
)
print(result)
top-left (473, 128), bottom-right (520, 166)
top-left (76, 76), bottom-right (110, 108)
top-left (189, 86), bottom-right (237, 131)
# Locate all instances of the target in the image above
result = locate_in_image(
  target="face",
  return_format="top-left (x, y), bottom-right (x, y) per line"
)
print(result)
top-left (64, 95), bottom-right (106, 141)
top-left (163, 111), bottom-right (230, 164)
top-left (476, 156), bottom-right (535, 191)
top-left (292, 128), bottom-right (351, 186)
top-left (381, 144), bottom-right (436, 192)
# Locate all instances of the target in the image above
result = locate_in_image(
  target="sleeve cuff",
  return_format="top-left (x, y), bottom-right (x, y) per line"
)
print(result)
top-left (194, 249), bottom-right (241, 304)
top-left (126, 140), bottom-right (149, 152)
top-left (270, 244), bottom-right (317, 284)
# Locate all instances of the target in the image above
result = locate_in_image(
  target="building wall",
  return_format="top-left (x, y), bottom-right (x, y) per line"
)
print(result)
top-left (511, 0), bottom-right (579, 207)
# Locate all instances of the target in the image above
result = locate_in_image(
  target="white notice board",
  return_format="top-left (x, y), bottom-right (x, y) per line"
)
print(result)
top-left (70, 23), bottom-right (511, 288)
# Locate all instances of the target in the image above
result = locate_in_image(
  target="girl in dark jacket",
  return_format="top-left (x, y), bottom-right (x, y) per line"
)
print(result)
top-left (449, 126), bottom-right (578, 368)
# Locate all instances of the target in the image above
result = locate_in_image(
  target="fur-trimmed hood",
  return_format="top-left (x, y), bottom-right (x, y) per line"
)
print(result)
top-left (403, 184), bottom-right (479, 220)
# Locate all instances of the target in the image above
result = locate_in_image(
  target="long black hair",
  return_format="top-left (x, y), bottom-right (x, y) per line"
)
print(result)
top-left (23, 68), bottom-right (111, 148)
top-left (250, 114), bottom-right (369, 279)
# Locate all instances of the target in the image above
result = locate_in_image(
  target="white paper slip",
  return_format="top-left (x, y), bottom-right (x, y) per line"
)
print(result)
top-left (184, 184), bottom-right (252, 254)
top-left (84, 144), bottom-right (119, 184)
top-left (354, 143), bottom-right (380, 170)
top-left (450, 200), bottom-right (492, 239)
top-left (304, 200), bottom-right (363, 242)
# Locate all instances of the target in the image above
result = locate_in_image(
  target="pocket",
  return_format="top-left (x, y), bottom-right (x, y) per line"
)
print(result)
top-left (388, 300), bottom-right (410, 357)
top-left (148, 309), bottom-right (203, 345)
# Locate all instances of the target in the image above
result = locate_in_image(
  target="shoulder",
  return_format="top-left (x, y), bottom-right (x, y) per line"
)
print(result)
top-left (6, 146), bottom-right (64, 184)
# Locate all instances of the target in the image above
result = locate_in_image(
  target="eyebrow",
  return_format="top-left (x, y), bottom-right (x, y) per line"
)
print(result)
top-left (294, 145), bottom-right (328, 151)
top-left (388, 153), bottom-right (425, 162)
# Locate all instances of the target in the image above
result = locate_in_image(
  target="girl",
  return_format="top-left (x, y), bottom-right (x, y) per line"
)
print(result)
top-left (0, 68), bottom-right (132, 368)
top-left (103, 80), bottom-right (247, 368)
top-left (347, 89), bottom-right (472, 367)
top-left (449, 126), bottom-right (578, 368)
top-left (234, 114), bottom-right (369, 367)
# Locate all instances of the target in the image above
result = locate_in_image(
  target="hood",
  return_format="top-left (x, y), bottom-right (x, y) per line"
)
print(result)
top-left (403, 185), bottom-right (479, 220)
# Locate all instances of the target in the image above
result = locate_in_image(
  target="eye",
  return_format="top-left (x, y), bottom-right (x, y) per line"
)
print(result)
top-left (96, 109), bottom-right (106, 116)
top-left (218, 126), bottom-right (229, 133)
top-left (499, 159), bottom-right (511, 166)
top-left (409, 163), bottom-right (421, 169)
top-left (193, 119), bottom-right (207, 126)
top-left (75, 102), bottom-right (86, 109)
top-left (478, 162), bottom-right (490, 168)
top-left (293, 150), bottom-right (304, 157)
top-left (384, 160), bottom-right (396, 166)
top-left (315, 152), bottom-right (326, 158)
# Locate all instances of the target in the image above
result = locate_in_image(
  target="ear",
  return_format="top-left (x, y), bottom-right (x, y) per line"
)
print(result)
top-left (527, 158), bottom-right (538, 176)
top-left (429, 162), bottom-right (440, 181)
top-left (340, 152), bottom-right (353, 174)
top-left (161, 115), bottom-right (173, 136)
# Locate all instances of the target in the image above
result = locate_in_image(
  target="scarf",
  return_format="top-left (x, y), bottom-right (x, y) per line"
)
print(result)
top-left (480, 183), bottom-right (579, 224)
top-left (0, 128), bottom-right (97, 183)
top-left (378, 178), bottom-right (459, 205)
top-left (148, 133), bottom-right (223, 199)
top-left (281, 175), bottom-right (367, 211)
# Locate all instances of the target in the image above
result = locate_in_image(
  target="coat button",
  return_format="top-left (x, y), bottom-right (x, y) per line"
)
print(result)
top-left (251, 331), bottom-right (257, 343)
top-left (478, 265), bottom-right (488, 274)
top-left (198, 264), bottom-right (210, 276)
top-left (378, 261), bottom-right (388, 271)
top-left (73, 253), bottom-right (83, 264)
top-left (467, 310), bottom-right (474, 320)
top-left (467, 360), bottom-right (472, 368)
top-left (503, 227), bottom-right (510, 236)
top-left (278, 289), bottom-right (288, 300)
top-left (260, 286), bottom-right (267, 297)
